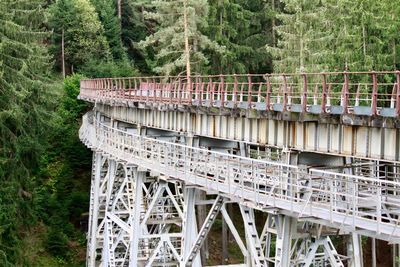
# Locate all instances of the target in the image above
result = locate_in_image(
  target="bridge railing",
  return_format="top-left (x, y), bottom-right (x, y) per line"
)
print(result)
top-left (80, 71), bottom-right (400, 117)
top-left (80, 113), bottom-right (400, 240)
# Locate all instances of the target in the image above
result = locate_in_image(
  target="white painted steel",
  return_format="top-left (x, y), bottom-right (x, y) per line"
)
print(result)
top-left (95, 104), bottom-right (400, 162)
top-left (80, 113), bottom-right (400, 242)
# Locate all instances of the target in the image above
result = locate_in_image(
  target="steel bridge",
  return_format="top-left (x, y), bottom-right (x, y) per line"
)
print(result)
top-left (79, 72), bottom-right (400, 267)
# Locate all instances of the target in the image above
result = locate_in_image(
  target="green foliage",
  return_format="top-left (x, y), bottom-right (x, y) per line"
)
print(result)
top-left (121, 0), bottom-right (153, 73)
top-left (46, 229), bottom-right (69, 258)
top-left (79, 59), bottom-right (139, 78)
top-left (91, 0), bottom-right (127, 61)
top-left (268, 0), bottom-right (333, 73)
top-left (268, 0), bottom-right (400, 72)
top-left (208, 0), bottom-right (273, 74)
top-left (138, 0), bottom-right (223, 76)
top-left (33, 74), bottom-right (91, 265)
top-left (0, 0), bottom-right (57, 265)
top-left (49, 0), bottom-right (111, 73)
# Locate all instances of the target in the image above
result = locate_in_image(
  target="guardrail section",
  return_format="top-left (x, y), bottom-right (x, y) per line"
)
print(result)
top-left (80, 72), bottom-right (400, 117)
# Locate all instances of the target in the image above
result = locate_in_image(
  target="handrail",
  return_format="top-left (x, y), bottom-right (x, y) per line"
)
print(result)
top-left (80, 71), bottom-right (400, 117)
top-left (80, 114), bottom-right (400, 241)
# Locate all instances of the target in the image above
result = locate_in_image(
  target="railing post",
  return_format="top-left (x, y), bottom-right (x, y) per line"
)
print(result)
top-left (283, 75), bottom-right (288, 111)
top-left (266, 74), bottom-right (271, 111)
top-left (396, 70), bottom-right (400, 116)
top-left (342, 71), bottom-right (349, 114)
top-left (220, 75), bottom-right (225, 106)
top-left (247, 75), bottom-right (253, 107)
top-left (321, 73), bottom-right (327, 113)
top-left (138, 78), bottom-right (143, 101)
top-left (209, 76), bottom-right (214, 103)
top-left (301, 73), bottom-right (308, 112)
top-left (233, 74), bottom-right (238, 106)
top-left (187, 75), bottom-right (192, 104)
top-left (371, 72), bottom-right (378, 115)
top-left (178, 77), bottom-right (183, 104)
top-left (195, 75), bottom-right (199, 103)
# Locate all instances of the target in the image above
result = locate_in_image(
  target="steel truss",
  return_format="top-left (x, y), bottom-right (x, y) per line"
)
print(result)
top-left (81, 112), bottom-right (399, 266)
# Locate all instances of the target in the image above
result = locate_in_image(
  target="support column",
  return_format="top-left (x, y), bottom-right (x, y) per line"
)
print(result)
top-left (129, 169), bottom-right (144, 267)
top-left (347, 231), bottom-right (363, 267)
top-left (275, 215), bottom-right (296, 267)
top-left (88, 152), bottom-right (104, 267)
top-left (182, 187), bottom-right (201, 267)
top-left (102, 159), bottom-right (116, 267)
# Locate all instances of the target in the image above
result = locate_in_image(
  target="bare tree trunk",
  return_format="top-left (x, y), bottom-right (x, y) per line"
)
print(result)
top-left (117, 0), bottom-right (122, 19)
top-left (61, 28), bottom-right (65, 79)
top-left (393, 40), bottom-right (396, 69)
top-left (183, 0), bottom-right (191, 82)
top-left (272, 0), bottom-right (276, 46)
top-left (362, 23), bottom-right (367, 58)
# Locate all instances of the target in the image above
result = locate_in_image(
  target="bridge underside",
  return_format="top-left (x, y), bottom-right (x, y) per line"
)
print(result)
top-left (81, 109), bottom-right (400, 267)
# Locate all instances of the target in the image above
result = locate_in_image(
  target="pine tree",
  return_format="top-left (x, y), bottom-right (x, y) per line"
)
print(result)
top-left (49, 0), bottom-right (111, 74)
top-left (139, 0), bottom-right (223, 76)
top-left (91, 0), bottom-right (127, 60)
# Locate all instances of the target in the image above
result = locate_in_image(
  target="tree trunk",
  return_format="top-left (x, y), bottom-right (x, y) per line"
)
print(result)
top-left (272, 0), bottom-right (276, 46)
top-left (117, 0), bottom-right (122, 19)
top-left (61, 28), bottom-right (65, 79)
top-left (183, 0), bottom-right (191, 81)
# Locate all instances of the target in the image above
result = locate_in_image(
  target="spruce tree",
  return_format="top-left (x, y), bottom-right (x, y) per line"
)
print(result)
top-left (91, 0), bottom-right (127, 61)
top-left (0, 0), bottom-right (55, 265)
top-left (267, 0), bottom-right (333, 73)
top-left (139, 0), bottom-right (223, 76)
top-left (49, 0), bottom-right (111, 73)
top-left (121, 0), bottom-right (152, 73)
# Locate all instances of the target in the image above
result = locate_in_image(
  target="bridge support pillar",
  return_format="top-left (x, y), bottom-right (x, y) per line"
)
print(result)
top-left (274, 215), bottom-right (296, 267)
top-left (347, 233), bottom-right (363, 267)
top-left (181, 187), bottom-right (201, 267)
top-left (129, 168), bottom-right (144, 267)
top-left (87, 152), bottom-right (104, 267)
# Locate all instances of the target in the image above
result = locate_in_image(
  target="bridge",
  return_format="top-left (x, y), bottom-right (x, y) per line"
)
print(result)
top-left (79, 71), bottom-right (400, 267)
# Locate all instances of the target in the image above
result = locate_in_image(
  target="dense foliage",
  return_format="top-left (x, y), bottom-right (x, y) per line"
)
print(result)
top-left (0, 0), bottom-right (399, 266)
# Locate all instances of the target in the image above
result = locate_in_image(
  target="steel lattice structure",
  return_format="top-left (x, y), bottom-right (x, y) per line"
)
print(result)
top-left (79, 72), bottom-right (400, 267)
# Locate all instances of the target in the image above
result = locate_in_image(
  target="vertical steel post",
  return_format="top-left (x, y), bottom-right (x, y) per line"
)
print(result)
top-left (88, 152), bottom-right (103, 267)
top-left (182, 188), bottom-right (202, 267)
top-left (129, 169), bottom-right (144, 267)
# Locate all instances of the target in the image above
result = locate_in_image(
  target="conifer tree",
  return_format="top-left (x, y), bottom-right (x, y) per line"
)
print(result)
top-left (139, 0), bottom-right (223, 76)
top-left (123, 0), bottom-right (157, 73)
top-left (91, 0), bottom-right (127, 60)
top-left (0, 0), bottom-right (55, 265)
top-left (49, 0), bottom-right (111, 73)
top-left (207, 0), bottom-right (253, 74)
top-left (267, 0), bottom-right (333, 73)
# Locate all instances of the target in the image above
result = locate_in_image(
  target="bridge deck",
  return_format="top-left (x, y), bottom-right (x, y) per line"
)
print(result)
top-left (80, 113), bottom-right (400, 242)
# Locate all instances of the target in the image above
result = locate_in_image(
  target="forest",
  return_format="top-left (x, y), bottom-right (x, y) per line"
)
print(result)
top-left (0, 0), bottom-right (399, 266)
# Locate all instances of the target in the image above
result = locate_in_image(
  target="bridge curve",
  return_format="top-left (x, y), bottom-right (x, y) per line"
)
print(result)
top-left (79, 72), bottom-right (400, 267)
top-left (80, 71), bottom-right (400, 119)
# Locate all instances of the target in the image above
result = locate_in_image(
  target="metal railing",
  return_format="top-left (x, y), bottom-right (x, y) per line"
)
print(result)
top-left (80, 114), bottom-right (400, 241)
top-left (80, 71), bottom-right (400, 117)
